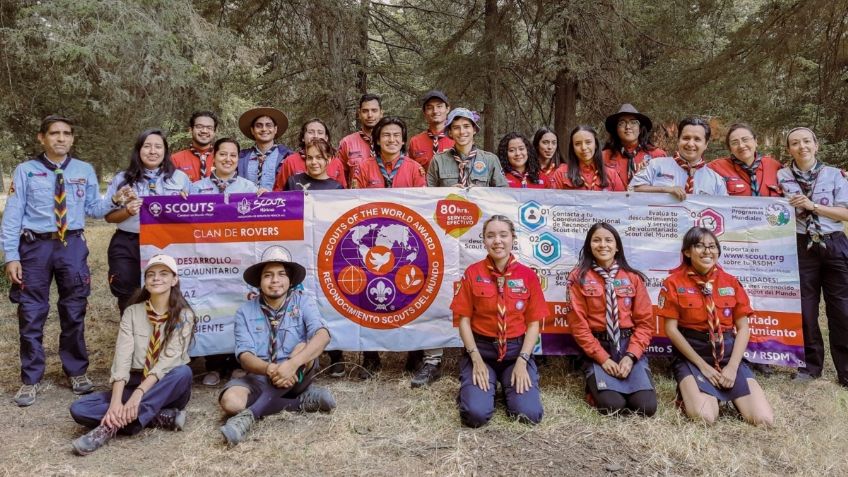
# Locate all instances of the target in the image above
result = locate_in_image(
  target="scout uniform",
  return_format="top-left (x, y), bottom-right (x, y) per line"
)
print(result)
top-left (170, 145), bottom-right (214, 182)
top-left (408, 130), bottom-right (454, 170)
top-left (191, 174), bottom-right (258, 194)
top-left (104, 169), bottom-right (191, 312)
top-left (338, 131), bottom-right (374, 178)
top-left (450, 256), bottom-right (547, 427)
top-left (630, 155), bottom-right (728, 195)
top-left (352, 155), bottom-right (426, 188)
top-left (565, 265), bottom-right (656, 415)
top-left (2, 154), bottom-right (117, 386)
top-left (548, 163), bottom-right (626, 191)
top-left (504, 170), bottom-right (549, 189)
top-left (237, 144), bottom-right (291, 190)
top-left (657, 265), bottom-right (756, 401)
top-left (272, 150), bottom-right (348, 190)
top-left (777, 163), bottom-right (848, 384)
top-left (708, 155), bottom-right (783, 197)
top-left (602, 146), bottom-right (666, 187)
top-left (427, 148), bottom-right (508, 188)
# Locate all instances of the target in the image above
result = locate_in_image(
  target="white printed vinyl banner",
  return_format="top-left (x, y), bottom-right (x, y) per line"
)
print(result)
top-left (140, 189), bottom-right (804, 367)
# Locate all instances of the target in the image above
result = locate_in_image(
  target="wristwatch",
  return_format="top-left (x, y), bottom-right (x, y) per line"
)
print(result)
top-left (813, 203), bottom-right (819, 212)
top-left (519, 352), bottom-right (531, 362)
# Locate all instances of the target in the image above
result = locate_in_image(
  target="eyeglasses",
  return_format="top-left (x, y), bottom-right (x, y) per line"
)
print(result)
top-left (728, 136), bottom-right (755, 148)
top-left (193, 125), bottom-right (215, 132)
top-left (617, 119), bottom-right (640, 129)
top-left (693, 243), bottom-right (719, 252)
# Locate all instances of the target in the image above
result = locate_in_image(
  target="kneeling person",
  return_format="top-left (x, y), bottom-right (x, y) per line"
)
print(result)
top-left (219, 247), bottom-right (335, 445)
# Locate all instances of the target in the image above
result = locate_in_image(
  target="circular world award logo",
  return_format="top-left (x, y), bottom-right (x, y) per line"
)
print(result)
top-left (317, 202), bottom-right (444, 329)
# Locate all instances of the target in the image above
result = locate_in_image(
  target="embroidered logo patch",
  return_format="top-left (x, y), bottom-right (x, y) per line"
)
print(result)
top-left (515, 300), bottom-right (525, 310)
top-left (723, 308), bottom-right (732, 317)
top-left (718, 287), bottom-right (735, 296)
top-left (472, 160), bottom-right (487, 174)
top-left (658, 295), bottom-right (666, 308)
top-left (506, 279), bottom-right (525, 288)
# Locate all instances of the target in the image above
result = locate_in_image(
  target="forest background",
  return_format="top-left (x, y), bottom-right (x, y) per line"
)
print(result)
top-left (2, 0), bottom-right (848, 181)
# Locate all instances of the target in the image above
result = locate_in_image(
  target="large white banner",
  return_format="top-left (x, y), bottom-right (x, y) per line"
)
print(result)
top-left (141, 189), bottom-right (804, 366)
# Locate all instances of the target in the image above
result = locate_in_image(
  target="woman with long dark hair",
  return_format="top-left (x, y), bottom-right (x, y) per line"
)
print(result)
top-left (549, 126), bottom-right (625, 191)
top-left (658, 227), bottom-right (773, 425)
top-left (533, 127), bottom-right (561, 182)
top-left (104, 129), bottom-right (191, 313)
top-left (602, 104), bottom-right (665, 186)
top-left (566, 222), bottom-right (657, 416)
top-left (497, 132), bottom-right (547, 188)
top-left (69, 255), bottom-right (197, 454)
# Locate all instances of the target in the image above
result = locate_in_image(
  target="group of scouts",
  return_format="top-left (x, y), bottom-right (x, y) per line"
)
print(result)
top-left (2, 90), bottom-right (847, 454)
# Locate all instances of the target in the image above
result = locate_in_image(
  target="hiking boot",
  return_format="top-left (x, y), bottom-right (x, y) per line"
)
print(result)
top-left (358, 352), bottom-right (381, 380)
top-left (150, 408), bottom-right (187, 431)
top-left (220, 409), bottom-right (255, 446)
top-left (298, 386), bottom-right (337, 413)
top-left (70, 375), bottom-right (94, 395)
top-left (14, 383), bottom-right (41, 407)
top-left (72, 424), bottom-right (117, 455)
top-left (327, 361), bottom-right (345, 378)
top-left (405, 350), bottom-right (424, 373)
top-left (202, 371), bottom-right (222, 386)
top-left (411, 362), bottom-right (442, 388)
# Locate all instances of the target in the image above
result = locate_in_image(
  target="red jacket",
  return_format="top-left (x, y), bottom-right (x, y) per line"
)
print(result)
top-left (170, 147), bottom-right (214, 182)
top-left (351, 155), bottom-right (426, 188)
top-left (707, 155), bottom-right (783, 197)
top-left (408, 130), bottom-right (454, 170)
top-left (272, 151), bottom-right (347, 191)
top-left (657, 266), bottom-right (753, 333)
top-left (338, 131), bottom-right (374, 176)
top-left (548, 163), bottom-right (626, 191)
top-left (603, 146), bottom-right (666, 186)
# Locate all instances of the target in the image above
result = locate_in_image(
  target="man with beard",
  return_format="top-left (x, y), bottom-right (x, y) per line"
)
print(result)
top-left (170, 111), bottom-right (218, 182)
top-left (339, 94), bottom-right (383, 183)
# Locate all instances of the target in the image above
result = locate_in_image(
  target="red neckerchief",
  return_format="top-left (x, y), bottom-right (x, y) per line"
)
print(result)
top-left (508, 169), bottom-right (529, 188)
top-left (579, 163), bottom-right (600, 190)
top-left (190, 145), bottom-right (213, 176)
top-left (674, 152), bottom-right (706, 194)
top-left (686, 266), bottom-right (725, 370)
top-left (427, 128), bottom-right (447, 154)
top-left (485, 254), bottom-right (517, 362)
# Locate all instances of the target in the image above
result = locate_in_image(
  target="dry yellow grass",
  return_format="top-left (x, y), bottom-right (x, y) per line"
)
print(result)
top-left (0, 220), bottom-right (847, 476)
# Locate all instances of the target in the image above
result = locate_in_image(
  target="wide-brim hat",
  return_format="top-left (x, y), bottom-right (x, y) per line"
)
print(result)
top-left (243, 245), bottom-right (306, 289)
top-left (604, 103), bottom-right (652, 135)
top-left (445, 107), bottom-right (480, 132)
top-left (238, 107), bottom-right (289, 141)
top-left (144, 254), bottom-right (179, 275)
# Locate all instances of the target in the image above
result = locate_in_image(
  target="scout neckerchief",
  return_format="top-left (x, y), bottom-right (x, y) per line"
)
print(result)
top-left (190, 146), bottom-right (212, 177)
top-left (38, 154), bottom-right (72, 245)
top-left (358, 131), bottom-right (376, 158)
top-left (377, 155), bottom-right (404, 188)
top-left (579, 163), bottom-right (600, 190)
top-left (508, 169), bottom-right (529, 188)
top-left (253, 145), bottom-right (274, 183)
top-left (485, 254), bottom-right (516, 362)
top-left (540, 161), bottom-right (556, 178)
top-left (427, 129), bottom-right (447, 154)
top-left (790, 160), bottom-right (826, 249)
top-left (687, 266), bottom-right (725, 370)
top-left (143, 168), bottom-right (161, 196)
top-left (260, 293), bottom-right (295, 362)
top-left (143, 301), bottom-right (170, 377)
top-left (452, 146), bottom-right (478, 187)
top-left (592, 261), bottom-right (622, 355)
top-left (732, 153), bottom-right (763, 197)
top-left (210, 173), bottom-right (236, 193)
top-left (674, 152), bottom-right (706, 194)
top-left (621, 145), bottom-right (640, 182)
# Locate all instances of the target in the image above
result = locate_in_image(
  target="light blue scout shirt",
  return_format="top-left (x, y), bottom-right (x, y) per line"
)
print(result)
top-left (191, 175), bottom-right (258, 195)
top-left (103, 169), bottom-right (192, 233)
top-left (2, 156), bottom-right (117, 262)
top-left (777, 165), bottom-right (848, 234)
top-left (629, 156), bottom-right (728, 196)
top-left (233, 286), bottom-right (329, 363)
top-left (238, 145), bottom-right (289, 190)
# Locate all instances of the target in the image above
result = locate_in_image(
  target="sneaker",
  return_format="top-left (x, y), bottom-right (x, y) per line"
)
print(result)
top-left (70, 375), bottom-right (94, 395)
top-left (410, 362), bottom-right (442, 388)
top-left (14, 383), bottom-right (40, 407)
top-left (202, 371), bottom-right (222, 386)
top-left (72, 424), bottom-right (117, 455)
top-left (150, 408), bottom-right (187, 431)
top-left (358, 352), bottom-right (381, 380)
top-left (220, 409), bottom-right (255, 446)
top-left (298, 386), bottom-right (337, 413)
top-left (327, 362), bottom-right (345, 378)
top-left (405, 350), bottom-right (424, 373)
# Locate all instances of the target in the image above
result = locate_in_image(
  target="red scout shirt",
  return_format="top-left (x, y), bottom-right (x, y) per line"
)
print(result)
top-left (338, 131), bottom-right (374, 176)
top-left (408, 130), bottom-right (454, 169)
top-left (548, 163), bottom-right (626, 191)
top-left (351, 155), bottom-right (426, 188)
top-left (656, 265), bottom-right (753, 333)
top-left (565, 267), bottom-right (654, 364)
top-left (171, 147), bottom-right (214, 182)
top-left (603, 146), bottom-right (666, 187)
top-left (450, 257), bottom-right (548, 338)
top-left (707, 155), bottom-right (783, 197)
top-left (272, 151), bottom-right (348, 191)
top-left (504, 170), bottom-right (549, 189)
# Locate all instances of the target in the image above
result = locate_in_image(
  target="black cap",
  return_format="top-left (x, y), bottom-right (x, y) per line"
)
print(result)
top-left (421, 90), bottom-right (449, 109)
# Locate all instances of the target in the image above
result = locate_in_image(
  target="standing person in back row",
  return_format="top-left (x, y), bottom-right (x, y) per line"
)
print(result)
top-left (169, 111), bottom-right (218, 182)
top-left (602, 104), bottom-right (665, 187)
top-left (237, 107), bottom-right (292, 192)
top-left (407, 90), bottom-right (454, 170)
top-left (708, 123), bottom-right (782, 197)
top-left (339, 94), bottom-right (383, 182)
top-left (2, 114), bottom-right (125, 407)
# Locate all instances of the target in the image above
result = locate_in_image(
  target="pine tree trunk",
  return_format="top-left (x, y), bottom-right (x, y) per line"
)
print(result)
top-left (481, 0), bottom-right (499, 152)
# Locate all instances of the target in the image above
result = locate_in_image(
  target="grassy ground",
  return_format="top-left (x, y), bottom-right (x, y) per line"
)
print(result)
top-left (0, 221), bottom-right (847, 476)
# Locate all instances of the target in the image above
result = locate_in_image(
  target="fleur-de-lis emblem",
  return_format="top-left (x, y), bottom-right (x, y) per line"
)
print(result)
top-left (370, 281), bottom-right (393, 303)
top-left (237, 197), bottom-right (251, 215)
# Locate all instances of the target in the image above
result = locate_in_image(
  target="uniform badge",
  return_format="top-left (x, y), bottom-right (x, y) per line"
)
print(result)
top-left (8, 181), bottom-right (14, 195)
top-left (506, 279), bottom-right (525, 288)
top-left (658, 295), bottom-right (666, 308)
top-left (472, 160), bottom-right (487, 175)
top-left (677, 287), bottom-right (687, 293)
top-left (718, 287), bottom-right (735, 296)
top-left (723, 308), bottom-right (732, 317)
top-left (515, 300), bottom-right (525, 310)
top-left (623, 297), bottom-right (632, 307)
top-left (454, 281), bottom-right (462, 296)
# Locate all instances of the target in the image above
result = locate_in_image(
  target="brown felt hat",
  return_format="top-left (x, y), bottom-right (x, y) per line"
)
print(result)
top-left (604, 104), bottom-right (652, 136)
top-left (238, 107), bottom-right (289, 140)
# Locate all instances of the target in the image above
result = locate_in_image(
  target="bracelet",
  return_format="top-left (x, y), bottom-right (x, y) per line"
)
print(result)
top-left (466, 348), bottom-right (478, 355)
top-left (134, 387), bottom-right (146, 396)
top-left (519, 352), bottom-right (531, 363)
top-left (625, 352), bottom-right (638, 362)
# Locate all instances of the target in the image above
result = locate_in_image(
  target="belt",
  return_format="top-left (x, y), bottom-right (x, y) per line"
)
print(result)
top-left (115, 229), bottom-right (140, 237)
top-left (472, 332), bottom-right (524, 344)
top-left (592, 328), bottom-right (633, 341)
top-left (28, 229), bottom-right (83, 240)
top-left (678, 326), bottom-right (732, 343)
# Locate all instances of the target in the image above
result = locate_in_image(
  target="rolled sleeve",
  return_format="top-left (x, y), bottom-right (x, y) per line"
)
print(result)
top-left (109, 309), bottom-right (137, 384)
top-left (450, 270), bottom-right (475, 318)
top-left (833, 170), bottom-right (848, 207)
top-left (233, 302), bottom-right (258, 362)
top-left (299, 290), bottom-right (329, 341)
top-left (523, 271), bottom-right (548, 323)
top-left (656, 278), bottom-right (681, 320)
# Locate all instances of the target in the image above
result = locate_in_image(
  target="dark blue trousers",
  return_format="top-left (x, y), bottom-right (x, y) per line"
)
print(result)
top-left (106, 230), bottom-right (140, 314)
top-left (458, 338), bottom-right (543, 427)
top-left (10, 233), bottom-right (90, 384)
top-left (69, 365), bottom-right (193, 435)
top-left (797, 232), bottom-right (848, 385)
